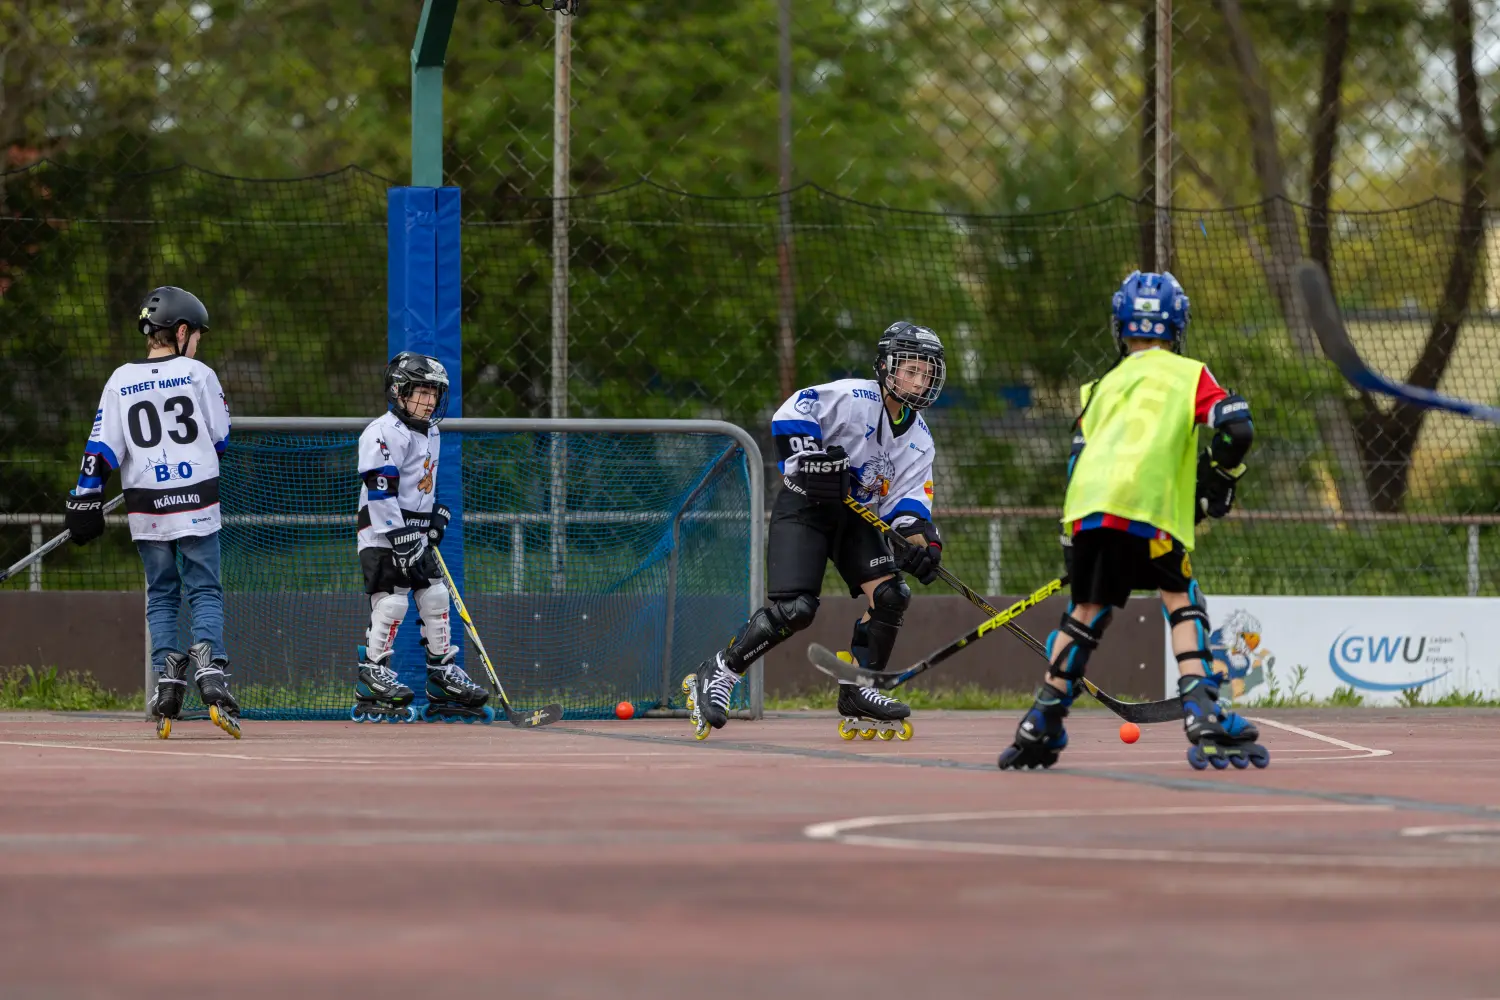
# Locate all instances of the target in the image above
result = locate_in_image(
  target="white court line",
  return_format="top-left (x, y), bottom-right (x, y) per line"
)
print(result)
top-left (1250, 716), bottom-right (1392, 758)
top-left (803, 804), bottom-right (1495, 869)
top-left (0, 739), bottom-right (668, 769)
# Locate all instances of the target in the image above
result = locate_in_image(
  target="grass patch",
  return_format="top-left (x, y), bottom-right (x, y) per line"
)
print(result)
top-left (0, 666), bottom-right (141, 712)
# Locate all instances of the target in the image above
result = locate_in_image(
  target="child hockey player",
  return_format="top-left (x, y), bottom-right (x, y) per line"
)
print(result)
top-left (998, 271), bottom-right (1264, 771)
top-left (684, 321), bottom-right (948, 741)
top-left (64, 286), bottom-right (238, 740)
top-left (351, 351), bottom-right (493, 723)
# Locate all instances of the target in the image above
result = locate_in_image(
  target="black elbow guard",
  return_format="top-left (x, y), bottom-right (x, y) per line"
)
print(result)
top-left (1207, 394), bottom-right (1254, 469)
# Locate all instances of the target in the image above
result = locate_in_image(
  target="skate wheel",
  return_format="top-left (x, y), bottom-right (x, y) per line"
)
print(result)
top-left (209, 705), bottom-right (242, 740)
top-left (693, 725), bottom-right (710, 742)
top-left (349, 707), bottom-right (365, 723)
top-left (481, 706), bottom-right (496, 724)
top-left (1209, 754), bottom-right (1228, 770)
top-left (156, 717), bottom-right (172, 740)
top-left (443, 714), bottom-right (458, 724)
top-left (404, 707), bottom-right (419, 723)
top-left (859, 727), bottom-right (877, 741)
top-left (1230, 754), bottom-right (1249, 769)
top-left (838, 719), bottom-right (859, 740)
top-left (462, 714), bottom-right (477, 724)
top-left (998, 746), bottom-right (1022, 770)
top-left (682, 674), bottom-right (696, 700)
top-left (877, 728), bottom-right (895, 741)
top-left (1249, 745), bottom-right (1270, 769)
top-left (1186, 746), bottom-right (1209, 770)
top-left (896, 720), bottom-right (913, 741)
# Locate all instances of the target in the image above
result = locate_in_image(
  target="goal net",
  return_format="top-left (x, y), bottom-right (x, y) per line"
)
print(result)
top-left (165, 418), bottom-right (763, 721)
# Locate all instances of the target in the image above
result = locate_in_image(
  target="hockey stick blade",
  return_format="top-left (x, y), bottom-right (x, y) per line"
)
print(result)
top-left (1295, 260), bottom-right (1500, 425)
top-left (504, 702), bottom-right (565, 728)
top-left (1079, 678), bottom-right (1181, 725)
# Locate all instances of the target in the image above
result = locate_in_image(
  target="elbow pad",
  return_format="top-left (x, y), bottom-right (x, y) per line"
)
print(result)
top-left (1207, 394), bottom-right (1254, 469)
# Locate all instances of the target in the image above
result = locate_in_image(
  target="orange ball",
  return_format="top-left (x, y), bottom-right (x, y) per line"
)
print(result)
top-left (1119, 722), bottom-right (1140, 744)
top-left (615, 700), bottom-right (635, 720)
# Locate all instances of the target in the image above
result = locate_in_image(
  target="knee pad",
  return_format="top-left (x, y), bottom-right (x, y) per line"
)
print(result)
top-left (366, 590), bottom-right (409, 659)
top-left (1045, 605), bottom-right (1112, 695)
top-left (1165, 585), bottom-right (1212, 671)
top-left (863, 577), bottom-right (911, 672)
top-left (724, 593), bottom-right (819, 671)
top-left (415, 584), bottom-right (452, 658)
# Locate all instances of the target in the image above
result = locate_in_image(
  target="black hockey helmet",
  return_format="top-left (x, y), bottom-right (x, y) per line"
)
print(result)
top-left (874, 320), bottom-right (946, 410)
top-left (385, 351), bottom-right (450, 431)
top-left (138, 286), bottom-right (210, 352)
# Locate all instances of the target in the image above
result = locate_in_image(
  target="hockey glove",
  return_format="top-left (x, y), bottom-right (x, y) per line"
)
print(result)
top-left (425, 504), bottom-right (451, 547)
top-left (63, 492), bottom-right (106, 546)
top-left (1196, 451), bottom-right (1246, 523)
top-left (788, 445), bottom-right (850, 505)
top-left (897, 540), bottom-right (942, 585)
top-left (388, 525), bottom-right (440, 585)
top-left (892, 515), bottom-right (943, 585)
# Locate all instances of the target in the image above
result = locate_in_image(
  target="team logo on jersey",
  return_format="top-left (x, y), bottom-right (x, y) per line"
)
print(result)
top-left (376, 437), bottom-right (391, 461)
top-left (794, 388), bottom-right (819, 414)
top-left (149, 450), bottom-right (195, 484)
top-left (923, 479), bottom-right (933, 499)
top-left (418, 457), bottom-right (435, 494)
top-left (852, 454), bottom-right (895, 502)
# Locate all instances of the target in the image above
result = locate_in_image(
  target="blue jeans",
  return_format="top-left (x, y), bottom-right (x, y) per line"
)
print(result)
top-left (137, 532), bottom-right (226, 672)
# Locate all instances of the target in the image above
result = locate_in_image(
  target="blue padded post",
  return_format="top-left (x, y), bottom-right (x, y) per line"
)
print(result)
top-left (388, 186), bottom-right (465, 694)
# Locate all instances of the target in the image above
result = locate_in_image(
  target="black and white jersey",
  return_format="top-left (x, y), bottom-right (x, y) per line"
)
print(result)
top-left (356, 411), bottom-right (441, 551)
top-left (76, 356), bottom-right (231, 542)
top-left (771, 378), bottom-right (937, 528)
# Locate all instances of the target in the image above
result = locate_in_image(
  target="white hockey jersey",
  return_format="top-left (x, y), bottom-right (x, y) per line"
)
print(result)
top-left (76, 355), bottom-right (231, 542)
top-left (356, 410), bottom-right (441, 551)
top-left (771, 378), bottom-right (937, 528)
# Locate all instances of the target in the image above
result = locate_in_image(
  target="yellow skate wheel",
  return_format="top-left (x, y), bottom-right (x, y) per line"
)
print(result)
top-left (895, 720), bottom-right (913, 741)
top-left (877, 728), bottom-right (895, 741)
top-left (156, 717), bottom-right (171, 740)
top-left (209, 705), bottom-right (242, 740)
top-left (693, 726), bottom-right (711, 742)
top-left (859, 727), bottom-right (877, 741)
top-left (838, 719), bottom-right (859, 740)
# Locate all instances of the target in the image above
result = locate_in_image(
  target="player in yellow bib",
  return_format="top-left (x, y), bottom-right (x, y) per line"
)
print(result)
top-left (998, 271), bottom-right (1266, 771)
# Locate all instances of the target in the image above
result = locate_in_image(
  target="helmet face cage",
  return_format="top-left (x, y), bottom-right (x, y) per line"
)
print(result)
top-left (875, 322), bottom-right (946, 410)
top-left (1111, 270), bottom-right (1189, 354)
top-left (385, 353), bottom-right (450, 429)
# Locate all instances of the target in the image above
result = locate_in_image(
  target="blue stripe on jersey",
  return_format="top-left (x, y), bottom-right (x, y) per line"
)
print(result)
top-left (77, 475), bottom-right (104, 490)
top-left (889, 497), bottom-right (931, 521)
top-left (1075, 512), bottom-right (1163, 539)
top-left (214, 438), bottom-right (227, 456)
top-left (366, 490), bottom-right (395, 501)
top-left (770, 419), bottom-right (822, 440)
top-left (85, 440), bottom-right (120, 470)
top-left (374, 465), bottom-right (399, 476)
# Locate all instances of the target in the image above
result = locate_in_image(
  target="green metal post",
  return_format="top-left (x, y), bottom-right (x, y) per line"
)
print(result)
top-left (412, 0), bottom-right (459, 187)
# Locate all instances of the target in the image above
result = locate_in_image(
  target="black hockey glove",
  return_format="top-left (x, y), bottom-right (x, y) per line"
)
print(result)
top-left (426, 504), bottom-right (451, 547)
top-left (1196, 451), bottom-right (1246, 523)
top-left (388, 525), bottom-right (440, 584)
top-left (787, 445), bottom-right (849, 505)
top-left (897, 539), bottom-right (942, 585)
top-left (63, 492), bottom-right (106, 547)
top-left (892, 515), bottom-right (943, 585)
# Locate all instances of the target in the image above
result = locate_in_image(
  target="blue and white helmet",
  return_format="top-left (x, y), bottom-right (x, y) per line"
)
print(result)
top-left (1111, 271), bottom-right (1190, 353)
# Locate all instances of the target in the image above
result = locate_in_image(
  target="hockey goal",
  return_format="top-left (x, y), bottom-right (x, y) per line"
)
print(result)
top-left (161, 417), bottom-right (764, 721)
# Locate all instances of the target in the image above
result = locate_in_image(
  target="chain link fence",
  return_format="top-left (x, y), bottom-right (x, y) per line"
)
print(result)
top-left (3, 0), bottom-right (1500, 596)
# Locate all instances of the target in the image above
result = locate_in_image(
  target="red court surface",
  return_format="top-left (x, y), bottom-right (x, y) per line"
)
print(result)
top-left (4, 708), bottom-right (1500, 1000)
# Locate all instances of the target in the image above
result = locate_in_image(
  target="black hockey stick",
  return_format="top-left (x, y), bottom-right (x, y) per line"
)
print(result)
top-left (0, 494), bottom-right (127, 585)
top-left (1295, 260), bottom-right (1500, 424)
top-left (835, 496), bottom-right (1182, 724)
top-left (434, 550), bottom-right (564, 728)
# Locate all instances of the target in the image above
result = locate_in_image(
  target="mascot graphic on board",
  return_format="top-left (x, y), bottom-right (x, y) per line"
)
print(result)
top-left (1210, 609), bottom-right (1274, 700)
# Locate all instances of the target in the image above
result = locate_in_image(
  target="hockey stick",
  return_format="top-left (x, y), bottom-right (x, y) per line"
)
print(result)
top-left (1295, 259), bottom-right (1500, 424)
top-left (834, 496), bottom-right (1182, 725)
top-left (0, 494), bottom-right (127, 585)
top-left (433, 549), bottom-right (563, 728)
